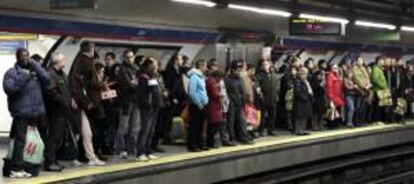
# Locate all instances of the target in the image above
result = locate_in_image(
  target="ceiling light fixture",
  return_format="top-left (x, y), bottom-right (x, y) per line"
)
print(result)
top-left (355, 20), bottom-right (396, 30)
top-left (171, 0), bottom-right (216, 7)
top-left (228, 4), bottom-right (291, 17)
top-left (401, 26), bottom-right (414, 32)
top-left (299, 13), bottom-right (349, 24)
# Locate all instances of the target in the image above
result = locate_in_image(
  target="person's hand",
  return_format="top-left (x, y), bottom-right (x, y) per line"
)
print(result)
top-left (71, 98), bottom-right (78, 110)
top-left (87, 103), bottom-right (94, 110)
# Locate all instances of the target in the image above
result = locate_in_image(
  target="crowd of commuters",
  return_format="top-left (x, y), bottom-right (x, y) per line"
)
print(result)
top-left (3, 42), bottom-right (414, 178)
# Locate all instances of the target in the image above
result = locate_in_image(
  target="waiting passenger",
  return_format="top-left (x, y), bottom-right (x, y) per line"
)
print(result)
top-left (3, 48), bottom-right (51, 178)
top-left (206, 69), bottom-right (225, 149)
top-left (255, 59), bottom-right (280, 136)
top-left (311, 59), bottom-right (328, 131)
top-left (225, 60), bottom-right (253, 145)
top-left (352, 56), bottom-right (372, 125)
top-left (43, 52), bottom-right (76, 172)
top-left (136, 58), bottom-right (162, 161)
top-left (115, 50), bottom-right (140, 159)
top-left (343, 70), bottom-right (358, 128)
top-left (371, 56), bottom-right (390, 123)
top-left (293, 67), bottom-right (313, 135)
top-left (187, 60), bottom-right (209, 152)
top-left (69, 42), bottom-right (106, 166)
top-left (326, 63), bottom-right (345, 127)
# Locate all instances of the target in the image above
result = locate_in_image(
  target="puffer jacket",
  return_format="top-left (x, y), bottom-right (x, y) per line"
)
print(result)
top-left (3, 61), bottom-right (51, 118)
top-left (188, 68), bottom-right (208, 109)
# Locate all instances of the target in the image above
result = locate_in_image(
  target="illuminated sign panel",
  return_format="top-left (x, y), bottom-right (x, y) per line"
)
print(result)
top-left (289, 18), bottom-right (342, 36)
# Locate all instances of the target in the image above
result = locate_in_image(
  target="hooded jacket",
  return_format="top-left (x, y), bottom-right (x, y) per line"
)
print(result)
top-left (188, 68), bottom-right (208, 109)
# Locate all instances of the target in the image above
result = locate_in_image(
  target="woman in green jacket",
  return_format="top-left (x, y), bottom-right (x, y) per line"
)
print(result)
top-left (371, 56), bottom-right (390, 123)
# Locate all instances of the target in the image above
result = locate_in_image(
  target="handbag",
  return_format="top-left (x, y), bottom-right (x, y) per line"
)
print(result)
top-left (377, 89), bottom-right (392, 107)
top-left (101, 89), bottom-right (117, 100)
top-left (243, 104), bottom-right (260, 128)
top-left (180, 103), bottom-right (190, 123)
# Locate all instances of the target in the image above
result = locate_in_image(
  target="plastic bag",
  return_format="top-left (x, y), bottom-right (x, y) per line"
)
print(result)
top-left (244, 104), bottom-right (260, 128)
top-left (6, 126), bottom-right (44, 164)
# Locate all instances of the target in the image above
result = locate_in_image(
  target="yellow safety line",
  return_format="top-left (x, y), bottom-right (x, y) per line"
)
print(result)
top-left (6, 123), bottom-right (411, 184)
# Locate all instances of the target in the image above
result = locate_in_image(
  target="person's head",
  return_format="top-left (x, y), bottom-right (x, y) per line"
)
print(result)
top-left (318, 59), bottom-right (328, 70)
top-left (113, 64), bottom-right (122, 77)
top-left (291, 56), bottom-right (302, 68)
top-left (134, 55), bottom-right (145, 67)
top-left (290, 66), bottom-right (297, 76)
top-left (16, 48), bottom-right (30, 65)
top-left (329, 63), bottom-right (339, 73)
top-left (195, 59), bottom-right (207, 73)
top-left (210, 69), bottom-right (225, 80)
top-left (123, 50), bottom-right (135, 64)
top-left (304, 58), bottom-right (314, 69)
top-left (397, 58), bottom-right (405, 67)
top-left (231, 60), bottom-right (244, 75)
top-left (80, 41), bottom-right (95, 56)
top-left (355, 56), bottom-right (364, 66)
top-left (31, 54), bottom-right (43, 64)
top-left (298, 67), bottom-right (308, 81)
top-left (391, 58), bottom-right (397, 67)
top-left (50, 52), bottom-right (66, 70)
top-left (182, 55), bottom-right (191, 67)
top-left (384, 57), bottom-right (392, 67)
top-left (258, 59), bottom-right (271, 73)
top-left (104, 52), bottom-right (116, 67)
top-left (345, 70), bottom-right (353, 79)
top-left (141, 57), bottom-right (159, 77)
top-left (375, 56), bottom-right (385, 66)
top-left (246, 63), bottom-right (255, 76)
top-left (207, 58), bottom-right (219, 72)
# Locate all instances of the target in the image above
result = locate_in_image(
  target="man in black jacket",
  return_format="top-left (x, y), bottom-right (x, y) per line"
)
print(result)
top-left (44, 52), bottom-right (77, 171)
top-left (115, 50), bottom-right (140, 158)
top-left (225, 60), bottom-right (253, 145)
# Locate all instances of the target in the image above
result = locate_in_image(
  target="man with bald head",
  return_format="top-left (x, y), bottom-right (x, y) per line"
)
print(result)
top-left (44, 52), bottom-right (76, 172)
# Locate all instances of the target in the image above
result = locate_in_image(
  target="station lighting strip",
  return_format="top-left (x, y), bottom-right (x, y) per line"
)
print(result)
top-left (299, 13), bottom-right (349, 24)
top-left (171, 0), bottom-right (414, 33)
top-left (355, 20), bottom-right (396, 30)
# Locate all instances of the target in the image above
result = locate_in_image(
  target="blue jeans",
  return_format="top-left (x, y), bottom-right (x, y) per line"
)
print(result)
top-left (136, 109), bottom-right (158, 156)
top-left (115, 102), bottom-right (140, 155)
top-left (345, 95), bottom-right (355, 126)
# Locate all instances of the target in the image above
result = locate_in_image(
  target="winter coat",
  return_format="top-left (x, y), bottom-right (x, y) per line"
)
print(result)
top-left (352, 65), bottom-right (371, 90)
top-left (225, 73), bottom-right (245, 107)
top-left (188, 69), bottom-right (208, 109)
top-left (206, 77), bottom-right (224, 124)
top-left (255, 70), bottom-right (281, 108)
top-left (3, 61), bottom-right (51, 118)
top-left (117, 61), bottom-right (139, 105)
top-left (293, 79), bottom-right (313, 120)
top-left (371, 64), bottom-right (388, 92)
top-left (136, 73), bottom-right (162, 111)
top-left (164, 66), bottom-right (188, 103)
top-left (44, 67), bottom-right (72, 114)
top-left (219, 80), bottom-right (230, 113)
top-left (240, 71), bottom-right (254, 103)
top-left (69, 53), bottom-right (105, 119)
top-left (326, 71), bottom-right (345, 107)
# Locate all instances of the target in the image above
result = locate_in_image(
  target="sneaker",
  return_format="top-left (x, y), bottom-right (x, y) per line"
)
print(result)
top-left (137, 155), bottom-right (150, 162)
top-left (72, 160), bottom-right (83, 167)
top-left (88, 159), bottom-right (106, 166)
top-left (119, 151), bottom-right (128, 159)
top-left (10, 170), bottom-right (31, 178)
top-left (147, 154), bottom-right (159, 160)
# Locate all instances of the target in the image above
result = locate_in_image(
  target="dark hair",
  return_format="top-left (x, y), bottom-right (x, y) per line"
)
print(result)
top-left (304, 58), bottom-right (314, 68)
top-left (166, 53), bottom-right (180, 71)
top-left (375, 56), bottom-right (383, 64)
top-left (80, 41), bottom-right (94, 52)
top-left (231, 60), bottom-right (243, 70)
top-left (31, 54), bottom-right (43, 62)
top-left (247, 63), bottom-right (255, 70)
top-left (135, 55), bottom-right (145, 66)
top-left (141, 58), bottom-right (157, 77)
top-left (195, 59), bottom-right (206, 69)
top-left (123, 49), bottom-right (134, 56)
top-left (105, 52), bottom-right (116, 60)
top-left (318, 59), bottom-right (327, 68)
top-left (210, 69), bottom-right (225, 78)
top-left (208, 58), bottom-right (218, 69)
top-left (328, 63), bottom-right (338, 71)
top-left (16, 48), bottom-right (28, 58)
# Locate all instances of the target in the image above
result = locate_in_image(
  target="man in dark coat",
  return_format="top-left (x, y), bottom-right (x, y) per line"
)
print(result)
top-left (255, 59), bottom-right (281, 136)
top-left (293, 67), bottom-right (313, 135)
top-left (114, 50), bottom-right (140, 158)
top-left (224, 60), bottom-right (253, 144)
top-left (44, 52), bottom-right (77, 171)
top-left (3, 48), bottom-right (51, 178)
top-left (69, 41), bottom-right (106, 160)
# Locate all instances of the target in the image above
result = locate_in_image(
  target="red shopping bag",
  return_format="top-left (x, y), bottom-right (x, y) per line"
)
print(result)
top-left (244, 104), bottom-right (260, 128)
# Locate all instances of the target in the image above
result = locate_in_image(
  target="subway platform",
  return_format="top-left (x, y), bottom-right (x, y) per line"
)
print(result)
top-left (2, 122), bottom-right (414, 184)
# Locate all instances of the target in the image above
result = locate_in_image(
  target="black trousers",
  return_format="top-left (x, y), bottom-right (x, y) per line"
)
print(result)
top-left (44, 113), bottom-right (67, 164)
top-left (259, 105), bottom-right (276, 133)
top-left (152, 106), bottom-right (173, 147)
top-left (85, 109), bottom-right (105, 156)
top-left (103, 104), bottom-right (118, 153)
top-left (207, 123), bottom-right (221, 147)
top-left (10, 117), bottom-right (30, 170)
top-left (187, 104), bottom-right (205, 150)
top-left (227, 104), bottom-right (249, 143)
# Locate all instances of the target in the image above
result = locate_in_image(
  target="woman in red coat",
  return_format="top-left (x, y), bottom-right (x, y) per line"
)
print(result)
top-left (326, 64), bottom-right (345, 108)
top-left (206, 70), bottom-right (225, 149)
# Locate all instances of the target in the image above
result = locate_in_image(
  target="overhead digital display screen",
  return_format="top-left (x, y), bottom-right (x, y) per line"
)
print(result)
top-left (289, 18), bottom-right (342, 36)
